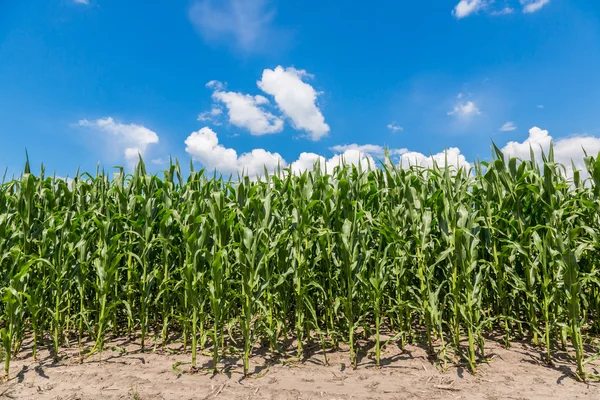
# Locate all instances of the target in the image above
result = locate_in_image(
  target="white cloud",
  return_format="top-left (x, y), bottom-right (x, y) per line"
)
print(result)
top-left (491, 7), bottom-right (515, 15)
top-left (453, 0), bottom-right (485, 18)
top-left (198, 106), bottom-right (224, 125)
top-left (288, 153), bottom-right (324, 174)
top-left (326, 144), bottom-right (469, 172)
top-left (521, 0), bottom-right (550, 13)
top-left (183, 124), bottom-right (599, 182)
top-left (151, 158), bottom-right (166, 165)
top-left (73, 0), bottom-right (90, 4)
top-left (185, 127), bottom-right (284, 176)
top-left (188, 0), bottom-right (276, 53)
top-left (537, 104), bottom-right (544, 109)
top-left (77, 117), bottom-right (159, 165)
top-left (329, 144), bottom-right (407, 158)
top-left (124, 148), bottom-right (142, 163)
top-left (290, 150), bottom-right (374, 174)
top-left (387, 123), bottom-right (403, 132)
top-left (448, 101), bottom-right (482, 117)
top-left (206, 80), bottom-right (225, 91)
top-left (184, 127), bottom-right (376, 176)
top-left (399, 148), bottom-right (471, 170)
top-left (499, 122), bottom-right (517, 132)
top-left (211, 88), bottom-right (284, 135)
top-left (201, 66), bottom-right (329, 140)
top-left (330, 144), bottom-right (384, 156)
top-left (501, 126), bottom-right (551, 159)
top-left (454, 0), bottom-right (548, 17)
top-left (258, 66), bottom-right (330, 141)
top-left (324, 150), bottom-right (375, 171)
top-left (501, 126), bottom-right (600, 178)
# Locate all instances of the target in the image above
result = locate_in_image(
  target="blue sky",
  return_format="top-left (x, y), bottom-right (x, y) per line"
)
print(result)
top-left (1, 0), bottom-right (600, 177)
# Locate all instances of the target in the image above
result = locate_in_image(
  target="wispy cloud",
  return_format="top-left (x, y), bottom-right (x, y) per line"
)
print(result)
top-left (537, 104), bottom-right (544, 109)
top-left (454, 0), bottom-right (549, 18)
top-left (521, 0), bottom-right (550, 13)
top-left (499, 121), bottom-right (517, 131)
top-left (387, 123), bottom-right (403, 133)
top-left (453, 0), bottom-right (485, 19)
top-left (491, 7), bottom-right (514, 15)
top-left (188, 0), bottom-right (281, 53)
top-left (197, 106), bottom-right (224, 125)
top-left (448, 100), bottom-right (482, 117)
top-left (73, 0), bottom-right (90, 4)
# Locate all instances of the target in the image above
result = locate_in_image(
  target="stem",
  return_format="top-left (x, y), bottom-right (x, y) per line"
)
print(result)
top-left (375, 295), bottom-right (381, 367)
top-left (191, 308), bottom-right (198, 368)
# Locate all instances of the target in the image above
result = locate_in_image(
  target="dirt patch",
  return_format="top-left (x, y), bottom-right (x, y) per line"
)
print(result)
top-left (1, 338), bottom-right (599, 399)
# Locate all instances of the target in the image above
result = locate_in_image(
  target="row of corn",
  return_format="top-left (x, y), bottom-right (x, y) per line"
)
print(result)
top-left (1, 146), bottom-right (600, 380)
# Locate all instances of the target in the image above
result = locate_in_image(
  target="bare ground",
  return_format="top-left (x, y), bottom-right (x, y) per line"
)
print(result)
top-left (2, 336), bottom-right (600, 400)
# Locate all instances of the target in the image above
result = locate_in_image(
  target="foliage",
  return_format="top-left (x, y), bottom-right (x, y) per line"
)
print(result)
top-left (1, 148), bottom-right (600, 380)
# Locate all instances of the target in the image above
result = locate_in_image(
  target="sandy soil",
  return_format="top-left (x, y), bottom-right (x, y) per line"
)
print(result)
top-left (1, 336), bottom-right (599, 400)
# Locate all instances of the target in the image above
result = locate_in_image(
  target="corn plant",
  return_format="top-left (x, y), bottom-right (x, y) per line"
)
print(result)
top-left (0, 147), bottom-right (599, 381)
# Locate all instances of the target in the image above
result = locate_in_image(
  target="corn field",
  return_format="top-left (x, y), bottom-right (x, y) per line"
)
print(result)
top-left (1, 146), bottom-right (600, 381)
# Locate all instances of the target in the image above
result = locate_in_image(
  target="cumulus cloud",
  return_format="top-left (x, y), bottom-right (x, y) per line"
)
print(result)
top-left (307, 144), bottom-right (468, 173)
top-left (448, 101), bottom-right (482, 117)
top-left (453, 0), bottom-right (485, 18)
top-left (329, 144), bottom-right (407, 158)
top-left (399, 148), bottom-right (471, 170)
top-left (330, 144), bottom-right (385, 157)
top-left (188, 0), bottom-right (278, 53)
top-left (211, 88), bottom-right (284, 135)
top-left (184, 127), bottom-right (374, 176)
top-left (258, 66), bottom-right (330, 141)
top-left (501, 126), bottom-right (600, 178)
top-left (521, 0), bottom-right (550, 13)
top-left (290, 150), bottom-right (374, 174)
top-left (77, 117), bottom-right (159, 165)
top-left (185, 127), bottom-right (284, 176)
top-left (502, 127), bottom-right (550, 158)
top-left (183, 126), bottom-right (471, 177)
top-left (182, 124), bottom-right (598, 182)
top-left (500, 122), bottom-right (517, 132)
top-left (201, 66), bottom-right (329, 140)
top-left (387, 123), bottom-right (403, 132)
